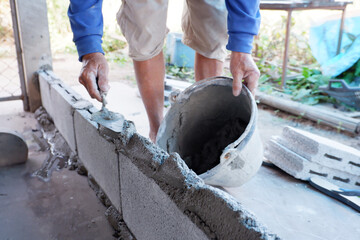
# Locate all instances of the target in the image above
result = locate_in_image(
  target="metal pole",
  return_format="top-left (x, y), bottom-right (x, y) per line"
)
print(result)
top-left (336, 7), bottom-right (346, 55)
top-left (0, 95), bottom-right (23, 102)
top-left (9, 0), bottom-right (29, 111)
top-left (281, 9), bottom-right (292, 89)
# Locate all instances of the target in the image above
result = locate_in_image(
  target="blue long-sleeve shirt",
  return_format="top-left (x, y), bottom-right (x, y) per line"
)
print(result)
top-left (68, 0), bottom-right (260, 61)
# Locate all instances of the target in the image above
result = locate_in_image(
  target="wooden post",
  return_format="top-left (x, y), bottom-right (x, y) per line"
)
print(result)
top-left (336, 8), bottom-right (346, 55)
top-left (281, 9), bottom-right (292, 89)
top-left (9, 0), bottom-right (29, 111)
top-left (13, 0), bottom-right (52, 112)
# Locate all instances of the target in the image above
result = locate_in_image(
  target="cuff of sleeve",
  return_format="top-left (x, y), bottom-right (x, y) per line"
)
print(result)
top-left (75, 35), bottom-right (104, 61)
top-left (226, 33), bottom-right (255, 54)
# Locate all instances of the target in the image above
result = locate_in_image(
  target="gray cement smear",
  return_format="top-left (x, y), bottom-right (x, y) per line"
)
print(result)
top-left (188, 118), bottom-right (247, 174)
top-left (91, 109), bottom-right (125, 132)
top-left (32, 107), bottom-right (73, 182)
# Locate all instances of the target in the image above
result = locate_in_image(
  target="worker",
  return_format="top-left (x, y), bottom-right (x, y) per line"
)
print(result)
top-left (68, 0), bottom-right (261, 143)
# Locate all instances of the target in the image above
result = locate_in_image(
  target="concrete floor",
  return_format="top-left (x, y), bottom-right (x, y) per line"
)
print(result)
top-left (225, 166), bottom-right (360, 240)
top-left (0, 101), bottom-right (115, 240)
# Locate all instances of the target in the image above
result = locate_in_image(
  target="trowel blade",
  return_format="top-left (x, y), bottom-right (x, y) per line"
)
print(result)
top-left (91, 109), bottom-right (125, 133)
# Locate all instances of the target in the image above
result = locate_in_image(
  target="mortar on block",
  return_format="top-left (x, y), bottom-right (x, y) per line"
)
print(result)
top-left (156, 76), bottom-right (263, 187)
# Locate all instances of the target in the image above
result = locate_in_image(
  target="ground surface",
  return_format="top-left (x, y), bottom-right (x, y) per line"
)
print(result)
top-left (0, 54), bottom-right (359, 240)
top-left (0, 101), bottom-right (115, 240)
top-left (225, 166), bottom-right (360, 240)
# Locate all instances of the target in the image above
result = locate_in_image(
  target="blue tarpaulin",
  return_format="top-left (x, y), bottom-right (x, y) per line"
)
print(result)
top-left (309, 14), bottom-right (360, 77)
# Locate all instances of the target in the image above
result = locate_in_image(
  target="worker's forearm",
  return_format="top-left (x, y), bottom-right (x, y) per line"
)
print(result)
top-left (68, 0), bottom-right (104, 61)
top-left (225, 0), bottom-right (261, 53)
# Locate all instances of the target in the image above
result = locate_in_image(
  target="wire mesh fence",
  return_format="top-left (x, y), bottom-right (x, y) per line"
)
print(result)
top-left (0, 0), bottom-right (22, 100)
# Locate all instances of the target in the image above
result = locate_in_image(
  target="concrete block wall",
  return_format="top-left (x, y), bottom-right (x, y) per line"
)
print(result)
top-left (38, 70), bottom-right (278, 240)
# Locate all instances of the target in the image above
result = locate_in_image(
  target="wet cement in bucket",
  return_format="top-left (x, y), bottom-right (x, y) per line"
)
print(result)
top-left (184, 118), bottom-right (247, 174)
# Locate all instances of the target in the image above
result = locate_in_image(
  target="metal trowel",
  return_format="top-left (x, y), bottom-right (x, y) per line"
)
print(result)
top-left (90, 87), bottom-right (125, 133)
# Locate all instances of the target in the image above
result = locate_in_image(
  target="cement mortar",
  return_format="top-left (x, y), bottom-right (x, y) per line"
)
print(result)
top-left (186, 118), bottom-right (247, 174)
top-left (32, 107), bottom-right (73, 182)
top-left (105, 206), bottom-right (134, 240)
top-left (91, 108), bottom-right (124, 127)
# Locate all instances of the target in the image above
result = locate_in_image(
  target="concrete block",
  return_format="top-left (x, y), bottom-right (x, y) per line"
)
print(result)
top-left (121, 133), bottom-right (277, 239)
top-left (48, 83), bottom-right (77, 153)
top-left (279, 126), bottom-right (360, 176)
top-left (74, 108), bottom-right (121, 212)
top-left (119, 153), bottom-right (209, 240)
top-left (39, 72), bottom-right (79, 153)
top-left (265, 139), bottom-right (360, 189)
top-left (38, 72), bottom-right (53, 117)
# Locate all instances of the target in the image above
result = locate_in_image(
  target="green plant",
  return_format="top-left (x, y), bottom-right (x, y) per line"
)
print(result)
top-left (336, 59), bottom-right (360, 84)
top-left (165, 64), bottom-right (195, 82)
top-left (285, 67), bottom-right (334, 105)
top-left (257, 62), bottom-right (335, 105)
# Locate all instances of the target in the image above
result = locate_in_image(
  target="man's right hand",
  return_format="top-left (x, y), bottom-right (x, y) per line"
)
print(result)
top-left (79, 52), bottom-right (110, 102)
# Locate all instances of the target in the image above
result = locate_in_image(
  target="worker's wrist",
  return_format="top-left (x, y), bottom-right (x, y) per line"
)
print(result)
top-left (226, 33), bottom-right (255, 54)
top-left (75, 35), bottom-right (104, 62)
top-left (82, 52), bottom-right (105, 61)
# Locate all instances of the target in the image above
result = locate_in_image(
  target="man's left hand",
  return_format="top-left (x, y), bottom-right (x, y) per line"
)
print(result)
top-left (230, 52), bottom-right (260, 96)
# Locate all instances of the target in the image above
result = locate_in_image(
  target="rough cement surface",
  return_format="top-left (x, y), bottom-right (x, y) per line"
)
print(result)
top-left (187, 118), bottom-right (247, 174)
top-left (266, 139), bottom-right (360, 189)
